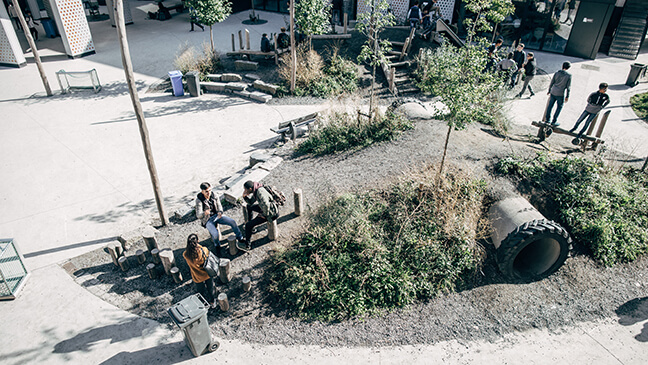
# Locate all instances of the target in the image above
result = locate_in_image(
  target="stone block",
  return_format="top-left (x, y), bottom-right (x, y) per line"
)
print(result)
top-left (249, 152), bottom-right (272, 167)
top-left (245, 74), bottom-right (261, 81)
top-left (234, 90), bottom-right (252, 99)
top-left (225, 82), bottom-right (247, 92)
top-left (174, 203), bottom-right (194, 219)
top-left (252, 80), bottom-right (279, 95)
top-left (235, 60), bottom-right (259, 71)
top-left (223, 167), bottom-right (270, 204)
top-left (202, 82), bottom-right (227, 93)
top-left (395, 102), bottom-right (433, 121)
top-left (256, 156), bottom-right (283, 171)
top-left (206, 74), bottom-right (222, 82)
top-left (249, 91), bottom-right (272, 103)
top-left (221, 73), bottom-right (243, 82)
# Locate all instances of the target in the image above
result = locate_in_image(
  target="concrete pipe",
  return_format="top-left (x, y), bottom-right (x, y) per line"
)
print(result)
top-left (489, 196), bottom-right (571, 280)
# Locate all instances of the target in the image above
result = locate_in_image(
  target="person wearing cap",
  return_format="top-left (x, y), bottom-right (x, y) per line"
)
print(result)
top-left (242, 181), bottom-right (278, 249)
top-left (196, 182), bottom-right (245, 256)
top-left (544, 61), bottom-right (572, 126)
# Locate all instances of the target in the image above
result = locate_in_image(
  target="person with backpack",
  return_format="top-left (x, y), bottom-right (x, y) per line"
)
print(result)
top-left (196, 182), bottom-right (246, 256)
top-left (277, 27), bottom-right (290, 49)
top-left (241, 180), bottom-right (280, 250)
top-left (408, 2), bottom-right (422, 30)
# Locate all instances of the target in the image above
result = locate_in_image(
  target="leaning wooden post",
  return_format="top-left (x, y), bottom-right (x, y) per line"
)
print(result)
top-left (273, 34), bottom-right (279, 65)
top-left (231, 34), bottom-right (236, 52)
top-left (146, 263), bottom-right (158, 279)
top-left (267, 219), bottom-right (278, 240)
top-left (238, 30), bottom-right (243, 50)
top-left (170, 267), bottom-right (183, 283)
top-left (582, 114), bottom-right (600, 150)
top-left (245, 29), bottom-right (250, 50)
top-left (242, 276), bottom-right (252, 292)
top-left (592, 111), bottom-right (611, 150)
top-left (159, 249), bottom-right (175, 275)
top-left (151, 248), bottom-right (161, 264)
top-left (218, 258), bottom-right (231, 284)
top-left (293, 188), bottom-right (303, 216)
top-left (143, 229), bottom-right (158, 253)
top-left (343, 13), bottom-right (348, 34)
top-left (106, 242), bottom-right (122, 266)
top-left (218, 293), bottom-right (229, 311)
top-left (136, 249), bottom-right (146, 264)
top-left (228, 235), bottom-right (238, 255)
top-left (118, 256), bottom-right (130, 272)
top-left (114, 0), bottom-right (168, 225)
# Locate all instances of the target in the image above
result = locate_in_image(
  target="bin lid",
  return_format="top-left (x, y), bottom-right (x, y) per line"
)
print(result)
top-left (168, 70), bottom-right (183, 77)
top-left (167, 294), bottom-right (208, 325)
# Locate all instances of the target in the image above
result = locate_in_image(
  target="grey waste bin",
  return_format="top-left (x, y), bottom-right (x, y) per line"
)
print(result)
top-left (186, 71), bottom-right (201, 97)
top-left (168, 70), bottom-right (184, 96)
top-left (168, 294), bottom-right (219, 357)
top-left (625, 63), bottom-right (647, 87)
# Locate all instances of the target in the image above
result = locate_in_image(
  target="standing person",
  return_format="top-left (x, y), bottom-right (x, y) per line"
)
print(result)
top-left (189, 6), bottom-right (204, 32)
top-left (332, 0), bottom-right (343, 26)
top-left (496, 52), bottom-right (518, 81)
top-left (195, 182), bottom-right (246, 256)
top-left (516, 52), bottom-right (537, 98)
top-left (241, 180), bottom-right (279, 250)
top-left (260, 33), bottom-right (272, 52)
top-left (8, 4), bottom-right (21, 31)
top-left (510, 43), bottom-right (526, 88)
top-left (183, 234), bottom-right (217, 309)
top-left (544, 61), bottom-right (572, 126)
top-left (569, 83), bottom-right (610, 138)
top-left (407, 2), bottom-right (422, 30)
top-left (25, 11), bottom-right (38, 41)
top-left (277, 27), bottom-right (290, 49)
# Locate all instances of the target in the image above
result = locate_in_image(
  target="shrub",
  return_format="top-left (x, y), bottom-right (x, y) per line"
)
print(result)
top-left (173, 43), bottom-right (221, 80)
top-left (495, 153), bottom-right (648, 266)
top-left (296, 110), bottom-right (413, 156)
top-left (267, 166), bottom-right (487, 321)
top-left (630, 91), bottom-right (648, 121)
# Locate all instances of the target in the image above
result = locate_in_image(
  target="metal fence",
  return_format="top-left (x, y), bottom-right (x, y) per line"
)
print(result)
top-left (0, 239), bottom-right (29, 300)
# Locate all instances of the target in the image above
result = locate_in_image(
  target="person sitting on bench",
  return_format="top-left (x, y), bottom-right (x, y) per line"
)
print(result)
top-left (242, 180), bottom-right (279, 250)
top-left (148, 2), bottom-right (171, 21)
top-left (261, 33), bottom-right (272, 52)
top-left (277, 27), bottom-right (290, 49)
top-left (196, 182), bottom-right (246, 256)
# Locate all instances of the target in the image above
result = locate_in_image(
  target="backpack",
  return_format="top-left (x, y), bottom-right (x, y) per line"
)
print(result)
top-left (255, 185), bottom-right (285, 221)
top-left (264, 185), bottom-right (286, 206)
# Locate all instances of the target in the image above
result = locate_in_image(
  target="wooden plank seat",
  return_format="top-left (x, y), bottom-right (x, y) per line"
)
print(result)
top-left (310, 33), bottom-right (352, 40)
top-left (270, 112), bottom-right (319, 141)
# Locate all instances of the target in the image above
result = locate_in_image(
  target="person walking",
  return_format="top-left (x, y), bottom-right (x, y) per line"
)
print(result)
top-left (516, 52), bottom-right (536, 98)
top-left (544, 61), bottom-right (572, 126)
top-left (195, 182), bottom-right (246, 256)
top-left (189, 6), bottom-right (204, 32)
top-left (8, 4), bottom-right (21, 31)
top-left (25, 11), bottom-right (38, 41)
top-left (183, 234), bottom-right (217, 309)
top-left (569, 82), bottom-right (610, 139)
top-left (408, 2), bottom-right (422, 30)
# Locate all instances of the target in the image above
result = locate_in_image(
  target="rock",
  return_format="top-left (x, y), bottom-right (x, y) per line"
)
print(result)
top-left (245, 74), bottom-right (261, 80)
top-left (234, 90), bottom-right (252, 99)
top-left (202, 82), bottom-right (227, 93)
top-left (235, 60), bottom-right (259, 71)
top-left (395, 102), bottom-right (434, 121)
top-left (256, 156), bottom-right (283, 171)
top-left (221, 73), bottom-right (243, 82)
top-left (173, 203), bottom-right (194, 219)
top-left (205, 74), bottom-right (222, 82)
top-left (223, 167), bottom-right (270, 204)
top-left (249, 152), bottom-right (272, 167)
top-left (225, 82), bottom-right (247, 92)
top-left (249, 91), bottom-right (272, 103)
top-left (252, 79), bottom-right (279, 95)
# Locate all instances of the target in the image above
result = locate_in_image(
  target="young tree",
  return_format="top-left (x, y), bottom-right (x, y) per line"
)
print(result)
top-left (463, 0), bottom-right (515, 43)
top-left (294, 0), bottom-right (332, 38)
top-left (356, 0), bottom-right (395, 120)
top-left (189, 0), bottom-right (232, 53)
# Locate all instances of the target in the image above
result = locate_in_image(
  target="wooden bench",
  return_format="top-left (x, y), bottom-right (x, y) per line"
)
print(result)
top-left (227, 30), bottom-right (290, 65)
top-left (270, 112), bottom-right (319, 141)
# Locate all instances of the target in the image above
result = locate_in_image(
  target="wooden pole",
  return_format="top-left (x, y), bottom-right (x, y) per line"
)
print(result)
top-left (136, 249), bottom-right (146, 264)
top-left (242, 276), bottom-right (251, 292)
top-left (242, 204), bottom-right (249, 223)
top-left (293, 188), bottom-right (303, 216)
top-left (159, 249), bottom-right (175, 275)
top-left (146, 263), bottom-right (158, 279)
top-left (118, 256), bottom-right (130, 272)
top-left (239, 30), bottom-right (243, 50)
top-left (231, 34), bottom-right (235, 51)
top-left (170, 267), bottom-right (183, 283)
top-left (290, 0), bottom-right (296, 92)
top-left (218, 258), bottom-right (231, 284)
top-left (151, 248), bottom-right (161, 264)
top-left (267, 219), bottom-right (278, 240)
top-left (228, 235), bottom-right (238, 255)
top-left (217, 293), bottom-right (229, 311)
top-left (114, 0), bottom-right (168, 225)
top-left (343, 13), bottom-right (348, 34)
top-left (143, 229), bottom-right (158, 252)
top-left (245, 29), bottom-right (250, 50)
top-left (11, 0), bottom-right (52, 96)
top-left (595, 111), bottom-right (610, 138)
top-left (107, 242), bottom-right (122, 266)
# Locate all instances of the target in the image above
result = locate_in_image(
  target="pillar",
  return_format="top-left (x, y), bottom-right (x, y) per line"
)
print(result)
top-left (49, 0), bottom-right (95, 57)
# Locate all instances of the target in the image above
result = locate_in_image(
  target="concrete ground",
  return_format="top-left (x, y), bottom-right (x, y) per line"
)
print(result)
top-left (1, 4), bottom-right (647, 364)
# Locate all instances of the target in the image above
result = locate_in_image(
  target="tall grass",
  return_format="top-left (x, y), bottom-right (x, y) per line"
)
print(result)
top-left (173, 43), bottom-right (221, 80)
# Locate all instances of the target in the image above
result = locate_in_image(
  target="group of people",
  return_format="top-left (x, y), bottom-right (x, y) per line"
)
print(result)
top-left (408, 1), bottom-right (442, 30)
top-left (7, 4), bottom-right (40, 41)
top-left (183, 180), bottom-right (279, 308)
top-left (260, 27), bottom-right (290, 53)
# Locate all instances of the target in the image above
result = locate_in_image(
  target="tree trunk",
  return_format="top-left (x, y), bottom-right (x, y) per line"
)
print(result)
top-left (290, 1), bottom-right (296, 92)
top-left (210, 25), bottom-right (214, 53)
top-left (439, 124), bottom-right (452, 177)
top-left (11, 0), bottom-right (52, 96)
top-left (114, 0), bottom-right (168, 225)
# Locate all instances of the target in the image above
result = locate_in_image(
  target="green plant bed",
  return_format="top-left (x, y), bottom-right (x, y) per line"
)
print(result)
top-left (268, 167), bottom-right (487, 321)
top-left (630, 91), bottom-right (648, 121)
top-left (496, 153), bottom-right (648, 266)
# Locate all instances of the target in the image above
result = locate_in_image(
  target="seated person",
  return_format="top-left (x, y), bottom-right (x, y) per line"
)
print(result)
top-left (195, 182), bottom-right (246, 256)
top-left (148, 2), bottom-right (171, 21)
top-left (277, 27), bottom-right (290, 49)
top-left (261, 33), bottom-right (272, 52)
top-left (242, 180), bottom-right (279, 250)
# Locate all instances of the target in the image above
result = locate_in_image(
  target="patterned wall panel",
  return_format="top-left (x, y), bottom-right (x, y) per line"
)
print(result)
top-left (0, 6), bottom-right (26, 66)
top-left (51, 0), bottom-right (95, 57)
top-left (357, 0), bottom-right (455, 25)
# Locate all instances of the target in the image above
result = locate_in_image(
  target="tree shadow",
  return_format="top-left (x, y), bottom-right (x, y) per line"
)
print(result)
top-left (616, 296), bottom-right (648, 342)
top-left (98, 341), bottom-right (196, 365)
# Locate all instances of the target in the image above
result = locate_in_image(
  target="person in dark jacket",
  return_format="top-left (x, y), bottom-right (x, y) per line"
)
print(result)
top-left (516, 52), bottom-right (536, 98)
top-left (569, 83), bottom-right (610, 138)
top-left (544, 61), bottom-right (572, 126)
top-left (242, 180), bottom-right (278, 249)
top-left (195, 182), bottom-right (245, 255)
top-left (277, 27), bottom-right (290, 49)
top-left (261, 33), bottom-right (272, 52)
top-left (510, 43), bottom-right (526, 88)
top-left (408, 2), bottom-right (422, 29)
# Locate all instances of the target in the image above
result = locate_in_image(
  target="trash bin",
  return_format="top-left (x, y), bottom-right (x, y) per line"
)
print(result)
top-left (168, 294), bottom-right (219, 357)
top-left (41, 18), bottom-right (58, 38)
top-left (625, 63), bottom-right (647, 87)
top-left (186, 71), bottom-right (200, 97)
top-left (168, 70), bottom-right (184, 96)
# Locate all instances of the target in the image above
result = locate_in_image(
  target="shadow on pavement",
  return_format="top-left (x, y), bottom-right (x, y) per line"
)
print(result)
top-left (616, 296), bottom-right (648, 342)
top-left (98, 341), bottom-right (195, 365)
top-left (24, 236), bottom-right (119, 258)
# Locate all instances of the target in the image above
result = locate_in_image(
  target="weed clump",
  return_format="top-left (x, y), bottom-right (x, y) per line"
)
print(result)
top-left (496, 153), bottom-right (648, 266)
top-left (268, 167), bottom-right (487, 321)
top-left (173, 43), bottom-right (221, 80)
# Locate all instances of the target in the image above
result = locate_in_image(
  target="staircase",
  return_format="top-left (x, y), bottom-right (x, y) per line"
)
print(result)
top-left (389, 62), bottom-right (420, 96)
top-left (608, 0), bottom-right (648, 60)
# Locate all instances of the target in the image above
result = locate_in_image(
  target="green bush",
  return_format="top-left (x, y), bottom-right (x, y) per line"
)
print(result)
top-left (495, 154), bottom-right (648, 266)
top-left (630, 91), bottom-right (648, 121)
top-left (296, 111), bottom-right (413, 156)
top-left (268, 168), bottom-right (487, 320)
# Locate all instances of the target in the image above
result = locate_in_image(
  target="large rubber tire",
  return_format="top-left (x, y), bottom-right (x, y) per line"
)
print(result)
top-left (496, 219), bottom-right (571, 281)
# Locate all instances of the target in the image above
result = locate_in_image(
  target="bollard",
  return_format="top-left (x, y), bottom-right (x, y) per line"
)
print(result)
top-left (118, 256), bottom-right (130, 272)
top-left (146, 263), bottom-right (158, 279)
top-left (218, 293), bottom-right (229, 311)
top-left (143, 229), bottom-right (158, 253)
top-left (136, 249), bottom-right (146, 264)
top-left (267, 219), bottom-right (278, 241)
top-left (245, 29), bottom-right (250, 50)
top-left (293, 188), bottom-right (304, 216)
top-left (106, 242), bottom-right (122, 266)
top-left (218, 258), bottom-right (231, 284)
top-left (231, 33), bottom-right (235, 52)
top-left (228, 235), bottom-right (238, 256)
top-left (151, 248), bottom-right (161, 264)
top-left (242, 276), bottom-right (251, 292)
top-left (170, 267), bottom-right (183, 283)
top-left (159, 249), bottom-right (176, 276)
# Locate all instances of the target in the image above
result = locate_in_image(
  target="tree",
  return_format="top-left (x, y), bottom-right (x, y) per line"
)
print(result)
top-left (189, 0), bottom-right (232, 53)
top-left (356, 0), bottom-right (395, 120)
top-left (417, 0), bottom-right (513, 176)
top-left (294, 0), bottom-right (332, 38)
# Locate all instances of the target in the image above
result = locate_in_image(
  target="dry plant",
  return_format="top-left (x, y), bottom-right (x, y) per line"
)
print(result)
top-left (278, 43), bottom-right (325, 89)
top-left (173, 42), bottom-right (220, 77)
